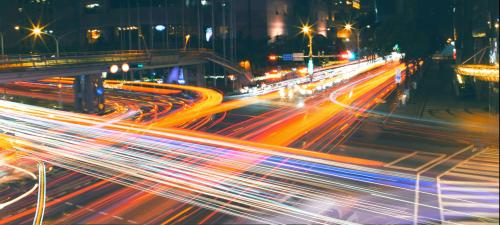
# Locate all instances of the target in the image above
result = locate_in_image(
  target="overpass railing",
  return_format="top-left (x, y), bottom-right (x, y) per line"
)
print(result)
top-left (0, 49), bottom-right (216, 65)
top-left (0, 50), bottom-right (152, 71)
top-left (0, 48), bottom-right (253, 83)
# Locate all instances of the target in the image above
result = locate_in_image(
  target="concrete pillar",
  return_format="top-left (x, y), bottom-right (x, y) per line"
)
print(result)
top-left (196, 64), bottom-right (206, 87)
top-left (73, 76), bottom-right (83, 112)
top-left (96, 76), bottom-right (105, 115)
top-left (84, 75), bottom-right (96, 113)
top-left (162, 68), bottom-right (169, 84)
top-left (129, 71), bottom-right (135, 81)
top-left (489, 82), bottom-right (499, 115)
top-left (73, 74), bottom-right (105, 114)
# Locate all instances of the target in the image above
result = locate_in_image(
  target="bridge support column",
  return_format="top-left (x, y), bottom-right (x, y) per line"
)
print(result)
top-left (73, 74), bottom-right (105, 114)
top-left (195, 64), bottom-right (206, 87)
top-left (129, 71), bottom-right (135, 81)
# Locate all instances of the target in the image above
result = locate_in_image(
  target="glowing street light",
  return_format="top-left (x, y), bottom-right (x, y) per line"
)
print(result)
top-left (343, 23), bottom-right (370, 55)
top-left (344, 23), bottom-right (353, 31)
top-left (301, 24), bottom-right (314, 78)
top-left (121, 63), bottom-right (130, 73)
top-left (301, 25), bottom-right (311, 35)
top-left (110, 64), bottom-right (119, 74)
top-left (301, 24), bottom-right (314, 58)
top-left (184, 34), bottom-right (191, 50)
top-left (31, 26), bottom-right (60, 57)
top-left (32, 27), bottom-right (42, 36)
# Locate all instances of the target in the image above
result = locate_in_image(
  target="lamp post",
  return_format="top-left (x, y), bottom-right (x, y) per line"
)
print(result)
top-left (0, 32), bottom-right (4, 57)
top-left (302, 25), bottom-right (313, 59)
top-left (32, 27), bottom-right (60, 57)
top-left (344, 24), bottom-right (371, 55)
top-left (184, 34), bottom-right (191, 50)
top-left (301, 25), bottom-right (314, 79)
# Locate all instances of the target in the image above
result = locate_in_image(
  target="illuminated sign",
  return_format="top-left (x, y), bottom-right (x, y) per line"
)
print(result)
top-left (206, 27), bottom-right (213, 42)
top-left (178, 68), bottom-right (186, 84)
top-left (395, 68), bottom-right (402, 84)
top-left (308, 59), bottom-right (314, 76)
top-left (155, 25), bottom-right (166, 31)
top-left (282, 54), bottom-right (293, 61)
top-left (85, 3), bottom-right (100, 9)
top-left (353, 0), bottom-right (361, 9)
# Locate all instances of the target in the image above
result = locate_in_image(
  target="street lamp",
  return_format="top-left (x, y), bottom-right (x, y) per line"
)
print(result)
top-left (301, 24), bottom-right (314, 78)
top-left (301, 25), bottom-right (313, 59)
top-left (32, 27), bottom-right (42, 35)
top-left (31, 26), bottom-right (60, 57)
top-left (344, 23), bottom-right (371, 55)
top-left (0, 32), bottom-right (4, 57)
top-left (184, 34), bottom-right (191, 50)
top-left (344, 23), bottom-right (353, 31)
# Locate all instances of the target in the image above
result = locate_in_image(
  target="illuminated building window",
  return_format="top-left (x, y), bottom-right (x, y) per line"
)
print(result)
top-left (31, 0), bottom-right (48, 4)
top-left (85, 3), bottom-right (100, 9)
top-left (353, 0), bottom-right (361, 9)
top-left (87, 29), bottom-right (102, 43)
top-left (116, 26), bottom-right (139, 31)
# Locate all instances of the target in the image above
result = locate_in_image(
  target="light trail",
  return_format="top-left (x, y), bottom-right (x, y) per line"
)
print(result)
top-left (32, 161), bottom-right (46, 225)
top-left (0, 101), bottom-right (461, 224)
top-left (249, 62), bottom-right (401, 146)
top-left (0, 160), bottom-right (38, 210)
top-left (1, 55), bottom-right (492, 224)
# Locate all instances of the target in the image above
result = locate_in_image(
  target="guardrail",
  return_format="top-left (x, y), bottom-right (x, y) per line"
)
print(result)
top-left (0, 48), bottom-right (254, 83)
top-left (0, 49), bottom-right (212, 70)
top-left (0, 49), bottom-right (214, 65)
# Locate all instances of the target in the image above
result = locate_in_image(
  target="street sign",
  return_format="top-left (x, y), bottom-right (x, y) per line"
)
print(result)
top-left (308, 59), bottom-right (314, 76)
top-left (395, 68), bottom-right (402, 84)
top-left (293, 53), bottom-right (305, 61)
top-left (282, 54), bottom-right (293, 61)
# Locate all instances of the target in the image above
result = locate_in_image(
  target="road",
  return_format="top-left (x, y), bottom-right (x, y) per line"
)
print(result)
top-left (0, 57), bottom-right (498, 224)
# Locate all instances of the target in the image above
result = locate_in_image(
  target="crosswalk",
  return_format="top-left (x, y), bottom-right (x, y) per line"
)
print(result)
top-left (438, 148), bottom-right (499, 224)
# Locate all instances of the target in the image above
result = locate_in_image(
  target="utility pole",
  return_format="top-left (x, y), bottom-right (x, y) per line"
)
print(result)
top-left (0, 32), bottom-right (4, 57)
top-left (136, 0), bottom-right (141, 50)
top-left (211, 0), bottom-right (215, 51)
top-left (127, 0), bottom-right (132, 50)
top-left (150, 0), bottom-right (154, 50)
top-left (197, 1), bottom-right (201, 49)
top-left (165, 0), bottom-right (169, 49)
top-left (222, 1), bottom-right (227, 60)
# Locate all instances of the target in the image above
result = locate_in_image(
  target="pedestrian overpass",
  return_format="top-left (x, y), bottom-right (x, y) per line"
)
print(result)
top-left (0, 49), bottom-right (253, 84)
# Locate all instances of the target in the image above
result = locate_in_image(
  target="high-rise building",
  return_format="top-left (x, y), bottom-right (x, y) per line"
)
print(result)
top-left (454, 0), bottom-right (498, 64)
top-left (1, 0), bottom-right (334, 59)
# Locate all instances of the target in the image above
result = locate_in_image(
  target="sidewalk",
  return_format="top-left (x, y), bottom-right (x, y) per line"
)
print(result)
top-left (379, 60), bottom-right (499, 144)
top-left (387, 60), bottom-right (497, 121)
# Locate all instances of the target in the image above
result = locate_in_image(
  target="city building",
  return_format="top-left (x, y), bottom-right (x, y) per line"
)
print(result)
top-left (453, 0), bottom-right (499, 113)
top-left (1, 0), bottom-right (339, 57)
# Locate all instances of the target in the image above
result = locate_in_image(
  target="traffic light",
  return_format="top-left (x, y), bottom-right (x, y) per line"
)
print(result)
top-left (340, 51), bottom-right (356, 60)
